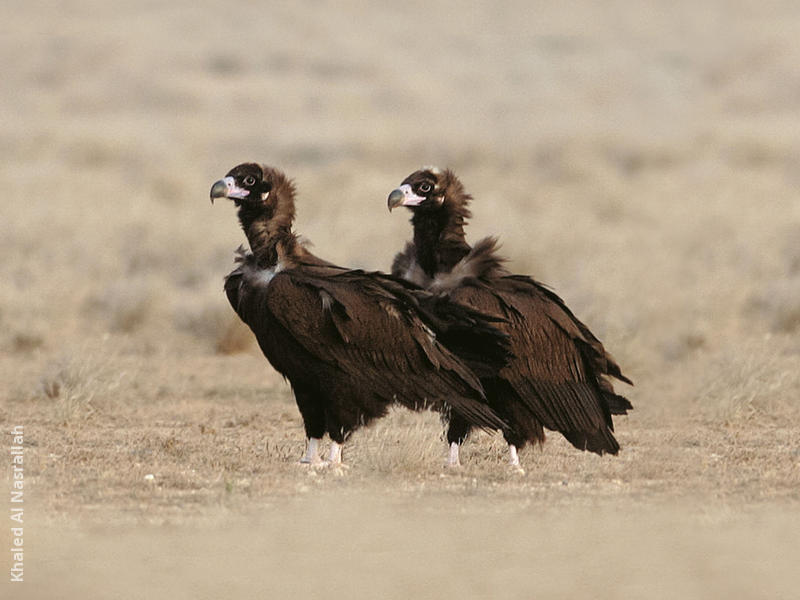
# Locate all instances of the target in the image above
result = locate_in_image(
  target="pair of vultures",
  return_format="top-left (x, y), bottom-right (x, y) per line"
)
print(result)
top-left (210, 163), bottom-right (632, 468)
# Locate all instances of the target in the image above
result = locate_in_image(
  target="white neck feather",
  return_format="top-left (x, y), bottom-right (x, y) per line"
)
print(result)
top-left (243, 260), bottom-right (285, 287)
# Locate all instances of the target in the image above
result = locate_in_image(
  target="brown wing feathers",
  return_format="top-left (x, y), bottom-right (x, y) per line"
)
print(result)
top-left (389, 167), bottom-right (632, 455)
top-left (264, 269), bottom-right (507, 431)
top-left (213, 163), bottom-right (508, 448)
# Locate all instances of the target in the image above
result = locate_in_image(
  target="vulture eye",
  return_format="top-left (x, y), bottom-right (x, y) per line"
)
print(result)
top-left (243, 175), bottom-right (257, 186)
top-left (418, 182), bottom-right (432, 193)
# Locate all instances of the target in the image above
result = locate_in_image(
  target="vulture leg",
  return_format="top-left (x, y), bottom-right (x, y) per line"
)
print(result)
top-left (447, 442), bottom-right (461, 467)
top-left (446, 413), bottom-right (471, 467)
top-left (323, 412), bottom-right (350, 468)
top-left (328, 441), bottom-right (343, 465)
top-left (294, 387), bottom-right (326, 464)
top-left (294, 388), bottom-right (325, 465)
top-left (300, 437), bottom-right (323, 465)
top-left (508, 444), bottom-right (521, 467)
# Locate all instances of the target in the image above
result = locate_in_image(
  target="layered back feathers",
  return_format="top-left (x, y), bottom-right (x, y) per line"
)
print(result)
top-left (390, 167), bottom-right (632, 455)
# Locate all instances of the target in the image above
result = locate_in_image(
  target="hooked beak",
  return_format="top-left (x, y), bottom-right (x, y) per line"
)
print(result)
top-left (387, 188), bottom-right (404, 211)
top-left (210, 179), bottom-right (228, 204)
top-left (387, 184), bottom-right (425, 211)
top-left (210, 176), bottom-right (250, 204)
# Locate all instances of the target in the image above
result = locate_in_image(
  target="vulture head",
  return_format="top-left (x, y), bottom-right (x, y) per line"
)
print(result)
top-left (210, 163), bottom-right (297, 232)
top-left (387, 167), bottom-right (472, 220)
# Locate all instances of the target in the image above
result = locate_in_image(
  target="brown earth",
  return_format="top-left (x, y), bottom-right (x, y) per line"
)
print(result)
top-left (2, 0), bottom-right (800, 597)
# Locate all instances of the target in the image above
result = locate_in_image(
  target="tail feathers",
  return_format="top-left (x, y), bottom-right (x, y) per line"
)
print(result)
top-left (606, 361), bottom-right (633, 386)
top-left (562, 427), bottom-right (620, 455)
top-left (604, 392), bottom-right (633, 415)
top-left (445, 399), bottom-right (508, 433)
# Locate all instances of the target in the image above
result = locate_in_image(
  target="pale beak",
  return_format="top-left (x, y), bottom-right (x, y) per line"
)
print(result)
top-left (387, 184), bottom-right (425, 211)
top-left (210, 176), bottom-right (250, 204)
top-left (387, 188), bottom-right (404, 211)
top-left (210, 179), bottom-right (228, 204)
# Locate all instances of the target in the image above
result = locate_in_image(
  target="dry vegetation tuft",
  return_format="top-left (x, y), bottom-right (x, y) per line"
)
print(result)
top-left (35, 341), bottom-right (129, 422)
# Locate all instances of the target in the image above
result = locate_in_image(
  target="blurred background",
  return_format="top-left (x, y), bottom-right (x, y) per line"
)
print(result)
top-left (4, 0), bottom-right (799, 417)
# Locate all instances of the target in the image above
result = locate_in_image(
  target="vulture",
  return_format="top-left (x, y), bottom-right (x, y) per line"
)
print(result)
top-left (210, 163), bottom-right (508, 466)
top-left (388, 167), bottom-right (633, 468)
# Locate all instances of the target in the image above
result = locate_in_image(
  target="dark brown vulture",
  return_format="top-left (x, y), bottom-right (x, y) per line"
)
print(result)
top-left (388, 167), bottom-right (633, 468)
top-left (210, 163), bottom-right (508, 466)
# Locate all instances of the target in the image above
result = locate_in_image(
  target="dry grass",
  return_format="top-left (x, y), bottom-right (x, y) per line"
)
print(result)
top-left (3, 0), bottom-right (800, 597)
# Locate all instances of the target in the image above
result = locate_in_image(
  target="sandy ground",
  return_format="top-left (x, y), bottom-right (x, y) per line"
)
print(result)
top-left (2, 0), bottom-right (800, 597)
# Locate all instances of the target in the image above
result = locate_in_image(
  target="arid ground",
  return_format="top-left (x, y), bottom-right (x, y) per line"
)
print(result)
top-left (2, 1), bottom-right (800, 598)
